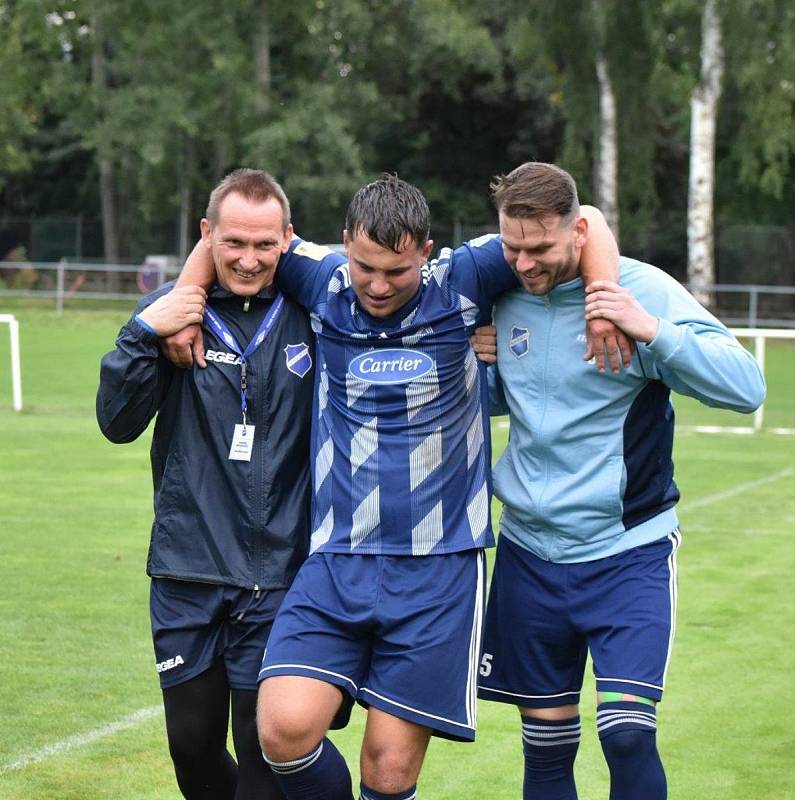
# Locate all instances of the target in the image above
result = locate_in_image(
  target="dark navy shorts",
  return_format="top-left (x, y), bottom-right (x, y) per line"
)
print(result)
top-left (150, 578), bottom-right (287, 690)
top-left (478, 532), bottom-right (681, 707)
top-left (259, 550), bottom-right (486, 741)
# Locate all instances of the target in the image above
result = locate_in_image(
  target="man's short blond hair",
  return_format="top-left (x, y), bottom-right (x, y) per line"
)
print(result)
top-left (205, 168), bottom-right (291, 229)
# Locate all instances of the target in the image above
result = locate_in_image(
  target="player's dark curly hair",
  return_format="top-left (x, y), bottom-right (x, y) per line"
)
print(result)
top-left (345, 174), bottom-right (430, 253)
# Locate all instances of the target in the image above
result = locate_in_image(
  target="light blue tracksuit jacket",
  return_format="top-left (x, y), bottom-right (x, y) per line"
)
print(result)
top-left (491, 257), bottom-right (766, 563)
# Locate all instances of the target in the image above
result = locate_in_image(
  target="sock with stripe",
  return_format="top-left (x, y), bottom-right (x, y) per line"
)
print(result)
top-left (264, 738), bottom-right (354, 800)
top-left (359, 782), bottom-right (417, 800)
top-left (521, 714), bottom-right (581, 799)
top-left (597, 701), bottom-right (666, 800)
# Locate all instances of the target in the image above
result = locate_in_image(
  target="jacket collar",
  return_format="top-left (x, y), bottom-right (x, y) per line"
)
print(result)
top-left (208, 282), bottom-right (277, 301)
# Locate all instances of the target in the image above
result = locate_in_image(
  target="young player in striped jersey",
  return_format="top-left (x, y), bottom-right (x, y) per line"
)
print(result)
top-left (475, 163), bottom-right (766, 800)
top-left (173, 174), bottom-right (622, 800)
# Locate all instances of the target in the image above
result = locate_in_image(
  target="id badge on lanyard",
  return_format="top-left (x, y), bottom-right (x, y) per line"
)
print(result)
top-left (203, 294), bottom-right (285, 462)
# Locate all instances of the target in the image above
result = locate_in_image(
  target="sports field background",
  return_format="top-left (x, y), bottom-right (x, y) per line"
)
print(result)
top-left (0, 307), bottom-right (793, 799)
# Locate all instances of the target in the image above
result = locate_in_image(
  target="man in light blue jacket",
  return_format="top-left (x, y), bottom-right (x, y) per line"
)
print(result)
top-left (477, 162), bottom-right (766, 800)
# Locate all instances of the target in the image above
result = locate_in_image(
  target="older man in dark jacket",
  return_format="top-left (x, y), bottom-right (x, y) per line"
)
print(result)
top-left (97, 169), bottom-right (313, 800)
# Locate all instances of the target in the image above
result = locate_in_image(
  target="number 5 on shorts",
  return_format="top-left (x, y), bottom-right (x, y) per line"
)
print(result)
top-left (479, 652), bottom-right (493, 677)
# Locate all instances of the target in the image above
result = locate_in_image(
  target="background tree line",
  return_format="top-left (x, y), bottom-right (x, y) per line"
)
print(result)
top-left (1, 0), bottom-right (793, 294)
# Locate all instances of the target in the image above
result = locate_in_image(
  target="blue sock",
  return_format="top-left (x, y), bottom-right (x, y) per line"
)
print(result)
top-left (521, 714), bottom-right (580, 799)
top-left (597, 701), bottom-right (666, 800)
top-left (264, 738), bottom-right (354, 800)
top-left (359, 783), bottom-right (417, 800)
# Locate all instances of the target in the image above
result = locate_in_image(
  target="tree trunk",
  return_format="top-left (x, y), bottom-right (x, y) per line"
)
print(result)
top-left (687, 0), bottom-right (723, 308)
top-left (212, 140), bottom-right (227, 187)
top-left (177, 137), bottom-right (194, 263)
top-left (594, 49), bottom-right (620, 243)
top-left (253, 0), bottom-right (271, 116)
top-left (91, 14), bottom-right (120, 276)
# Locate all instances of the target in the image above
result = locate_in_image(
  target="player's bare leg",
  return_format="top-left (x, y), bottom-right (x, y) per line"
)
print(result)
top-left (518, 704), bottom-right (581, 800)
top-left (258, 676), bottom-right (353, 800)
top-left (360, 708), bottom-right (431, 797)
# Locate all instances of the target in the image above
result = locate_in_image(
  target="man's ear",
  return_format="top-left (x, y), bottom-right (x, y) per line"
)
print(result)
top-left (281, 224), bottom-right (294, 252)
top-left (343, 229), bottom-right (350, 252)
top-left (420, 239), bottom-right (434, 260)
top-left (200, 218), bottom-right (213, 248)
top-left (574, 216), bottom-right (588, 249)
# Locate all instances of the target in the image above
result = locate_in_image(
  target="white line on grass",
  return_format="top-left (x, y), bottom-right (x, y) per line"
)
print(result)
top-left (679, 466), bottom-right (795, 513)
top-left (0, 705), bottom-right (162, 776)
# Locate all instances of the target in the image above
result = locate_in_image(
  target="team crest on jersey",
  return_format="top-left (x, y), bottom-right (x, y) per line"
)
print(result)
top-left (510, 326), bottom-right (529, 358)
top-left (284, 343), bottom-right (312, 378)
top-left (348, 348), bottom-right (434, 385)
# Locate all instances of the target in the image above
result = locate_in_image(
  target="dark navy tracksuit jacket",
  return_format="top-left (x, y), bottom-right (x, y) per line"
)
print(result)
top-left (96, 282), bottom-right (314, 590)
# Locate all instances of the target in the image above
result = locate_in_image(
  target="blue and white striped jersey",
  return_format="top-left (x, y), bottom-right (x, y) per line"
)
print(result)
top-left (276, 235), bottom-right (517, 556)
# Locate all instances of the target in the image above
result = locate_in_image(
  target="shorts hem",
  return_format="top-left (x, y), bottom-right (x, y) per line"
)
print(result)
top-left (257, 663), bottom-right (358, 697)
top-left (359, 687), bottom-right (476, 742)
top-left (157, 659), bottom-right (215, 690)
top-left (478, 685), bottom-right (581, 708)
top-left (227, 679), bottom-right (259, 692)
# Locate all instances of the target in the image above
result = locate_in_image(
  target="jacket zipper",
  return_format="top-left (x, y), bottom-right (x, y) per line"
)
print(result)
top-left (536, 293), bottom-right (555, 559)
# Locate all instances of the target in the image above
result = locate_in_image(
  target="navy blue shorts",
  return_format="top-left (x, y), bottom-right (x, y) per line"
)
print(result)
top-left (259, 550), bottom-right (486, 741)
top-left (478, 532), bottom-right (681, 707)
top-left (150, 578), bottom-right (287, 690)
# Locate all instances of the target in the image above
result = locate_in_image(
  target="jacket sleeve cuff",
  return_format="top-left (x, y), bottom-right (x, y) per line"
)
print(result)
top-left (131, 315), bottom-right (161, 345)
top-left (640, 317), bottom-right (683, 361)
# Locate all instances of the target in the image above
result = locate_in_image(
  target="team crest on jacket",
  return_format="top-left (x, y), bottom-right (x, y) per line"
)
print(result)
top-left (510, 326), bottom-right (529, 358)
top-left (284, 343), bottom-right (312, 378)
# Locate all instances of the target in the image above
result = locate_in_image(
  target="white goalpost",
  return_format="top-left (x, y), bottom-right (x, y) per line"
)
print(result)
top-left (0, 314), bottom-right (23, 412)
top-left (684, 327), bottom-right (795, 436)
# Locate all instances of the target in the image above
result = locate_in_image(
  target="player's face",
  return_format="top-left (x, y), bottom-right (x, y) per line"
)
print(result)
top-left (200, 193), bottom-right (293, 297)
top-left (499, 212), bottom-right (585, 295)
top-left (345, 230), bottom-right (433, 318)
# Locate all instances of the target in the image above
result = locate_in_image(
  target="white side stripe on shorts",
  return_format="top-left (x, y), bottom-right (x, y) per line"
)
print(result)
top-left (465, 551), bottom-right (485, 728)
top-left (662, 528), bottom-right (681, 687)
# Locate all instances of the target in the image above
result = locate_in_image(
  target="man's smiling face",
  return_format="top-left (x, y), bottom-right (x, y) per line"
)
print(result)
top-left (201, 192), bottom-right (293, 296)
top-left (499, 211), bottom-right (586, 295)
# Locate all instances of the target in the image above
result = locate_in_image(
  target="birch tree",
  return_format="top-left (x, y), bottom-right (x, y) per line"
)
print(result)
top-left (687, 0), bottom-right (723, 306)
top-left (592, 0), bottom-right (619, 240)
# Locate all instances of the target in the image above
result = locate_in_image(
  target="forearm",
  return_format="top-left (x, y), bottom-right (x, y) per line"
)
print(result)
top-left (176, 240), bottom-right (215, 290)
top-left (580, 206), bottom-right (619, 284)
top-left (96, 321), bottom-right (170, 442)
top-left (646, 320), bottom-right (766, 413)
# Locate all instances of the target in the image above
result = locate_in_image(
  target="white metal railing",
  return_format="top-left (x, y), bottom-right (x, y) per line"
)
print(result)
top-left (0, 259), bottom-right (181, 315)
top-left (684, 283), bottom-right (795, 328)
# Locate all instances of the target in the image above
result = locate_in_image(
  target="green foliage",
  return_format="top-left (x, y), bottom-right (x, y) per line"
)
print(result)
top-left (243, 81), bottom-right (369, 239)
top-left (0, 0), bottom-right (792, 258)
top-left (723, 0), bottom-right (795, 199)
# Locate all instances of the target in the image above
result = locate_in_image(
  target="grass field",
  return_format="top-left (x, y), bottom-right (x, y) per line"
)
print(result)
top-left (0, 308), bottom-right (793, 799)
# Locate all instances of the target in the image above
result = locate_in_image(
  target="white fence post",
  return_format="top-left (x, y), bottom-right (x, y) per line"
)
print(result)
top-left (0, 314), bottom-right (22, 411)
top-left (56, 259), bottom-right (66, 317)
